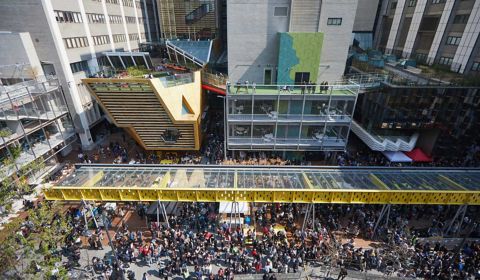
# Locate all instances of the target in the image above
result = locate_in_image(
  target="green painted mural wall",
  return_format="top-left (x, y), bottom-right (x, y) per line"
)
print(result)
top-left (277, 32), bottom-right (324, 84)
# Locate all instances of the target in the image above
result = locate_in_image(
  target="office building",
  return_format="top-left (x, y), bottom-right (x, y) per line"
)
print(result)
top-left (374, 0), bottom-right (480, 75)
top-left (0, 0), bottom-right (158, 149)
top-left (83, 71), bottom-right (203, 151)
top-left (0, 32), bottom-right (76, 181)
top-left (227, 0), bottom-right (380, 84)
top-left (226, 83), bottom-right (359, 152)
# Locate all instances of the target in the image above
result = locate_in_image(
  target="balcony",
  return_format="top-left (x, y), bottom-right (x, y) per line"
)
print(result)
top-left (228, 137), bottom-right (346, 151)
top-left (228, 113), bottom-right (352, 124)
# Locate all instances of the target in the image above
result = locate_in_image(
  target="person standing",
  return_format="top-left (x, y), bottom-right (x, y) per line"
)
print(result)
top-left (338, 266), bottom-right (348, 280)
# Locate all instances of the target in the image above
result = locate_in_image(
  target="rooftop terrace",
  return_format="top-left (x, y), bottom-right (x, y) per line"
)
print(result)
top-left (227, 83), bottom-right (359, 96)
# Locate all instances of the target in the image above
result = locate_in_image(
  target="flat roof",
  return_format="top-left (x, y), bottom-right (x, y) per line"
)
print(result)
top-left (55, 164), bottom-right (480, 192)
top-left (228, 84), bottom-right (358, 96)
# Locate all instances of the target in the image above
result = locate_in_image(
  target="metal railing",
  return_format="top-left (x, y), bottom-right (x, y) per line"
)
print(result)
top-left (185, 2), bottom-right (214, 24)
top-left (227, 82), bottom-right (359, 96)
top-left (159, 73), bottom-right (194, 87)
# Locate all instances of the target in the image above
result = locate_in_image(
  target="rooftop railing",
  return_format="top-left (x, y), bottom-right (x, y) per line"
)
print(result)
top-left (227, 82), bottom-right (359, 96)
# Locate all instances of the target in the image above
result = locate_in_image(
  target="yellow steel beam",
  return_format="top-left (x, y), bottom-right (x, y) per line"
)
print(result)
top-left (438, 175), bottom-right (468, 191)
top-left (369, 174), bottom-right (389, 190)
top-left (82, 171), bottom-right (104, 187)
top-left (302, 173), bottom-right (314, 189)
top-left (42, 186), bottom-right (480, 205)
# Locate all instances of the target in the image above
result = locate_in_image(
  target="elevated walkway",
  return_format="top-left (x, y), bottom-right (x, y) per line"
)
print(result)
top-left (43, 164), bottom-right (480, 205)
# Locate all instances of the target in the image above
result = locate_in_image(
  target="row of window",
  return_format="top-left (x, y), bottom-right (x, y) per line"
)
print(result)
top-left (70, 60), bottom-right (89, 73)
top-left (87, 13), bottom-right (105, 24)
top-left (129, 33), bottom-right (139, 41)
top-left (90, 14), bottom-right (142, 24)
top-left (123, 0), bottom-right (134, 7)
top-left (110, 15), bottom-right (123, 24)
top-left (438, 56), bottom-right (453, 66)
top-left (408, 0), bottom-right (417, 7)
top-left (432, 0), bottom-right (446, 3)
top-left (55, 10), bottom-right (83, 23)
top-left (64, 37), bottom-right (89, 49)
top-left (446, 36), bottom-right (462, 46)
top-left (92, 35), bottom-right (110, 46)
top-left (140, 33), bottom-right (146, 40)
top-left (327, 18), bottom-right (342, 26)
top-left (113, 34), bottom-right (127, 43)
top-left (125, 16), bottom-right (136, 24)
top-left (105, 0), bottom-right (120, 4)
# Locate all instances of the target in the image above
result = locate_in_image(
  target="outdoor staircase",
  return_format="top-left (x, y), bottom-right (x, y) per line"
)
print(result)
top-left (185, 2), bottom-right (214, 25)
top-left (351, 121), bottom-right (418, 151)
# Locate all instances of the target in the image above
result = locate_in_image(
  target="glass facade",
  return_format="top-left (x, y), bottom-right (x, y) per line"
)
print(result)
top-left (0, 76), bottom-right (76, 179)
top-left (226, 84), bottom-right (358, 151)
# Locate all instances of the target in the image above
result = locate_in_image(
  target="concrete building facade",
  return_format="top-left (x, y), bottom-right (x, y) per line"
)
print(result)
top-left (0, 32), bottom-right (76, 181)
top-left (374, 0), bottom-right (480, 75)
top-left (227, 0), bottom-right (376, 84)
top-left (0, 0), bottom-right (158, 149)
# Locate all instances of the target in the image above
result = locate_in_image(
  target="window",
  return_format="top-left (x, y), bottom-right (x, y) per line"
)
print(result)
top-left (125, 16), bottom-right (136, 24)
top-left (122, 0), bottom-right (133, 7)
top-left (113, 34), bottom-right (126, 43)
top-left (129, 33), bottom-right (139, 41)
top-left (391, 2), bottom-right (397, 9)
top-left (408, 0), bottom-right (417, 7)
top-left (264, 69), bottom-right (272, 84)
top-left (416, 53), bottom-right (428, 62)
top-left (64, 37), bottom-right (89, 49)
top-left (87, 13), bottom-right (106, 23)
top-left (472, 62), bottom-right (480, 71)
top-left (106, 0), bottom-right (119, 4)
top-left (274, 7), bottom-right (288, 16)
top-left (453, 14), bottom-right (469, 24)
top-left (70, 61), bottom-right (89, 73)
top-left (92, 35), bottom-right (110, 46)
top-left (327, 18), bottom-right (342, 25)
top-left (446, 36), bottom-right (462, 46)
top-left (161, 128), bottom-right (180, 143)
top-left (109, 15), bottom-right (123, 24)
top-left (438, 56), bottom-right (453, 66)
top-left (54, 10), bottom-right (83, 23)
top-left (432, 0), bottom-right (446, 3)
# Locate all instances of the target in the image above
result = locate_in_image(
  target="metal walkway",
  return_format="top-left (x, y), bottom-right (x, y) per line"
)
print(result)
top-left (43, 164), bottom-right (480, 205)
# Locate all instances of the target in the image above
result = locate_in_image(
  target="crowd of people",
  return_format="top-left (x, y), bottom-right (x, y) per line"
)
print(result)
top-left (64, 201), bottom-right (480, 280)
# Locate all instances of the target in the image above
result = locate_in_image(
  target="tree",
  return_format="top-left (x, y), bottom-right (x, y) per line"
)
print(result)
top-left (0, 202), bottom-right (72, 278)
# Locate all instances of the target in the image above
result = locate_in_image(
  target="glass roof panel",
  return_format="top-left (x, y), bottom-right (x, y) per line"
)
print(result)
top-left (54, 165), bottom-right (480, 192)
